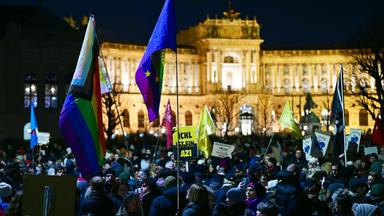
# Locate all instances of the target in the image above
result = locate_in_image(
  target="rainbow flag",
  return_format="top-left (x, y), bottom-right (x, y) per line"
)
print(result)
top-left (135, 0), bottom-right (176, 122)
top-left (59, 16), bottom-right (106, 177)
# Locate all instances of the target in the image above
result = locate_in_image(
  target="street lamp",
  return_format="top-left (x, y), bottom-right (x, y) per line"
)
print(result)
top-left (321, 108), bottom-right (330, 131)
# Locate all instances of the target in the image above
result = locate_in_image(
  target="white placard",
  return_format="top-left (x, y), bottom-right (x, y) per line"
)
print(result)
top-left (364, 146), bottom-right (378, 156)
top-left (38, 132), bottom-right (50, 145)
top-left (212, 142), bottom-right (235, 159)
top-left (302, 136), bottom-right (312, 161)
top-left (315, 130), bottom-right (331, 157)
top-left (349, 128), bottom-right (363, 153)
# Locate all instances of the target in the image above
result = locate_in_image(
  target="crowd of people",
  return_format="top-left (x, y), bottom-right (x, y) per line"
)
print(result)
top-left (0, 136), bottom-right (383, 216)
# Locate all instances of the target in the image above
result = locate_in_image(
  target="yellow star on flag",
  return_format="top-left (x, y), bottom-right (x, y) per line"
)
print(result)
top-left (145, 71), bottom-right (151, 77)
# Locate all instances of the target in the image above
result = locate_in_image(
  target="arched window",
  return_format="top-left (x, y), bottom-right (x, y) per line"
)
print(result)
top-left (224, 56), bottom-right (234, 63)
top-left (359, 109), bottom-right (368, 126)
top-left (185, 110), bottom-right (193, 126)
top-left (44, 73), bottom-right (58, 109)
top-left (24, 74), bottom-right (38, 108)
top-left (138, 110), bottom-right (145, 128)
top-left (283, 79), bottom-right (291, 94)
top-left (224, 56), bottom-right (239, 64)
top-left (122, 109), bottom-right (130, 128)
top-left (320, 78), bottom-right (328, 93)
top-left (345, 110), bottom-right (349, 126)
top-left (239, 105), bottom-right (254, 136)
top-left (302, 78), bottom-right (310, 93)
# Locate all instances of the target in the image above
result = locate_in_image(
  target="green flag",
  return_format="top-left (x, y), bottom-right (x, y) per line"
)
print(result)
top-left (279, 102), bottom-right (302, 139)
top-left (197, 106), bottom-right (216, 158)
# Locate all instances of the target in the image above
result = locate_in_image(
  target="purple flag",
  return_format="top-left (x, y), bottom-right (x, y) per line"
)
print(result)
top-left (135, 0), bottom-right (176, 122)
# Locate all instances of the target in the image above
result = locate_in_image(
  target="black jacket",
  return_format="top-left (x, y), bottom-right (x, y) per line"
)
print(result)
top-left (80, 191), bottom-right (115, 216)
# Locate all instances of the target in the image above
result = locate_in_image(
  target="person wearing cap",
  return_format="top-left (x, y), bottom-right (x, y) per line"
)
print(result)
top-left (245, 182), bottom-right (266, 214)
top-left (213, 187), bottom-right (247, 216)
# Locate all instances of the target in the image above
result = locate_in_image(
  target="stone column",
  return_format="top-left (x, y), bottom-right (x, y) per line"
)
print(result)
top-left (206, 51), bottom-right (211, 83)
top-left (217, 51), bottom-right (222, 85)
top-left (245, 50), bottom-right (251, 84)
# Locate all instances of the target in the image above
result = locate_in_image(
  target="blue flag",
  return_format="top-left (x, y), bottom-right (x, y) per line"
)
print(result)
top-left (30, 103), bottom-right (38, 149)
top-left (330, 66), bottom-right (345, 159)
top-left (135, 0), bottom-right (176, 122)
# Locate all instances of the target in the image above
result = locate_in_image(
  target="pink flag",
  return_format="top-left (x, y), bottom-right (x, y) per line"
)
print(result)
top-left (162, 99), bottom-right (174, 149)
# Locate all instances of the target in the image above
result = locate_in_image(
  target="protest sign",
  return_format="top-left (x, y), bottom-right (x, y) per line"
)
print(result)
top-left (173, 126), bottom-right (198, 161)
top-left (212, 142), bottom-right (235, 158)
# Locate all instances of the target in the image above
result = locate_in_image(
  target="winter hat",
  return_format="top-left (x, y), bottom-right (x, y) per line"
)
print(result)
top-left (371, 184), bottom-right (384, 197)
top-left (76, 178), bottom-right (88, 192)
top-left (348, 178), bottom-right (365, 192)
top-left (0, 182), bottom-right (12, 198)
top-left (118, 170), bottom-right (131, 183)
top-left (352, 203), bottom-right (378, 216)
top-left (226, 187), bottom-right (246, 204)
top-left (163, 176), bottom-right (177, 188)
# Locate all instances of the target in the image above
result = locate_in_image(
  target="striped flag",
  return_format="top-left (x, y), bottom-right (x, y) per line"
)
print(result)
top-left (59, 16), bottom-right (106, 177)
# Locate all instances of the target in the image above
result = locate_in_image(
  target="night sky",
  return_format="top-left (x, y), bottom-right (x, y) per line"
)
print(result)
top-left (2, 0), bottom-right (384, 48)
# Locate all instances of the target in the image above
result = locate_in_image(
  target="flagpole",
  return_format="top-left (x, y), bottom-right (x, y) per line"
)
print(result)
top-left (29, 72), bottom-right (36, 174)
top-left (263, 133), bottom-right (275, 159)
top-left (175, 50), bottom-right (181, 215)
top-left (340, 66), bottom-right (347, 166)
top-left (94, 26), bottom-right (134, 171)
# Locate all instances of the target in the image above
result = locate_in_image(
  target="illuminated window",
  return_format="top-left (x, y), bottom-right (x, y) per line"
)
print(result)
top-left (185, 110), bottom-right (193, 126)
top-left (359, 109), bottom-right (368, 126)
top-left (24, 74), bottom-right (38, 108)
top-left (122, 109), bottom-right (130, 128)
top-left (239, 105), bottom-right (253, 136)
top-left (44, 73), bottom-right (58, 109)
top-left (138, 110), bottom-right (145, 128)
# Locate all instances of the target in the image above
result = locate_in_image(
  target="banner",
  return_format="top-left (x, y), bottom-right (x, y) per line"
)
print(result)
top-left (348, 128), bottom-right (362, 153)
top-left (302, 136), bottom-right (312, 161)
top-left (172, 126), bottom-right (197, 161)
top-left (314, 130), bottom-right (331, 157)
top-left (212, 142), bottom-right (235, 159)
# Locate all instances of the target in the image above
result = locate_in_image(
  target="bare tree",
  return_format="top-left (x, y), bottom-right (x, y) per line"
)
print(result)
top-left (352, 18), bottom-right (384, 122)
top-left (102, 92), bottom-right (123, 145)
top-left (353, 49), bottom-right (384, 121)
top-left (210, 89), bottom-right (244, 139)
top-left (255, 89), bottom-right (273, 134)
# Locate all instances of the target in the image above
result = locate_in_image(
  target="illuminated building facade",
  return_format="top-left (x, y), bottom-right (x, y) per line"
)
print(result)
top-left (101, 15), bottom-right (372, 136)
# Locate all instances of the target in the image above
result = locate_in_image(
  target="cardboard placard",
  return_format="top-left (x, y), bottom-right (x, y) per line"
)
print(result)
top-left (212, 142), bottom-right (235, 158)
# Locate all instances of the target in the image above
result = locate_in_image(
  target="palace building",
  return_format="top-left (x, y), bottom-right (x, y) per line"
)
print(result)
top-left (101, 14), bottom-right (372, 136)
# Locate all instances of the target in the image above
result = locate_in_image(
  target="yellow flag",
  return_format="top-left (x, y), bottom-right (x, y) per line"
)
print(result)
top-left (197, 106), bottom-right (216, 158)
top-left (279, 102), bottom-right (302, 139)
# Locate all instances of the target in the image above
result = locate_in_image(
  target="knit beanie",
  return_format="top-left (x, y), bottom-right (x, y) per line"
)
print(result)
top-left (226, 187), bottom-right (246, 204)
top-left (352, 203), bottom-right (378, 216)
